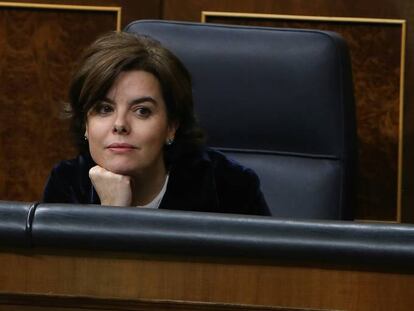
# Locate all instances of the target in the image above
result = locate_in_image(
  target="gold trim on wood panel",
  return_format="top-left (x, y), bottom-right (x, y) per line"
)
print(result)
top-left (0, 1), bottom-right (122, 31)
top-left (397, 21), bottom-right (406, 223)
top-left (202, 11), bottom-right (406, 223)
top-left (202, 11), bottom-right (405, 24)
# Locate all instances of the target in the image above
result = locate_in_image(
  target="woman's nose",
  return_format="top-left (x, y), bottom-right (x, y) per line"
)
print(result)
top-left (113, 124), bottom-right (128, 134)
top-left (112, 113), bottom-right (130, 134)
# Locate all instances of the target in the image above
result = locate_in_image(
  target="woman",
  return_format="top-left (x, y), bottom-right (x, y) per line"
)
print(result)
top-left (43, 31), bottom-right (270, 216)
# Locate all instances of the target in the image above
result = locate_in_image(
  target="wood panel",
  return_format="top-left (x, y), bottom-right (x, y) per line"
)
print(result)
top-left (0, 0), bottom-right (162, 28)
top-left (0, 1), bottom-right (162, 203)
top-left (162, 0), bottom-right (414, 223)
top-left (0, 248), bottom-right (413, 311)
top-left (0, 3), bottom-right (119, 203)
top-left (162, 0), bottom-right (407, 23)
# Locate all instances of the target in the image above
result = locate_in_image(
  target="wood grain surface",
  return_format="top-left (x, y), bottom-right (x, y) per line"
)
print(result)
top-left (0, 5), bottom-right (117, 202)
top-left (0, 249), bottom-right (413, 311)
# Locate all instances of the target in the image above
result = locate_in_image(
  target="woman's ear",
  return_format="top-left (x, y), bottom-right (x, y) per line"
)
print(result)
top-left (167, 121), bottom-right (179, 141)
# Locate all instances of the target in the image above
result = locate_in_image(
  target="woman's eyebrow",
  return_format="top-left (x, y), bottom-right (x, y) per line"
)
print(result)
top-left (101, 97), bottom-right (114, 104)
top-left (102, 96), bottom-right (157, 105)
top-left (129, 96), bottom-right (157, 105)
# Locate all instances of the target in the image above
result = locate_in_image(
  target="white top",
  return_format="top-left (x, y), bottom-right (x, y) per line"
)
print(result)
top-left (136, 174), bottom-right (169, 209)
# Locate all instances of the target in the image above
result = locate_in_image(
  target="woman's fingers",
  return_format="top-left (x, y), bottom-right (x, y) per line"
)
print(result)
top-left (89, 166), bottom-right (133, 206)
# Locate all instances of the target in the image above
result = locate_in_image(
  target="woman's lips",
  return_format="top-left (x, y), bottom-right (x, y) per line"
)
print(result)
top-left (106, 143), bottom-right (138, 153)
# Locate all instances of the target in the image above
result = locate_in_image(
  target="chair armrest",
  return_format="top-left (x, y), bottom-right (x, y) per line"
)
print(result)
top-left (27, 203), bottom-right (414, 271)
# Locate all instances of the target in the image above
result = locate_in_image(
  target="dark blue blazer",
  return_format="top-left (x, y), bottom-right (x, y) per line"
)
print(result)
top-left (43, 148), bottom-right (270, 216)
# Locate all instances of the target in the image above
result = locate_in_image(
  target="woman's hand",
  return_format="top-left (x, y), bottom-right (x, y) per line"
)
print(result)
top-left (89, 165), bottom-right (133, 206)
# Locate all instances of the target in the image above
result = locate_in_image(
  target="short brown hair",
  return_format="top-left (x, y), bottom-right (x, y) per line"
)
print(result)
top-left (67, 31), bottom-right (204, 161)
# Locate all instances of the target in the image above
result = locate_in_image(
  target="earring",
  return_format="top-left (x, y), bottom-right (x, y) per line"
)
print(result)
top-left (166, 138), bottom-right (174, 146)
top-left (84, 135), bottom-right (88, 141)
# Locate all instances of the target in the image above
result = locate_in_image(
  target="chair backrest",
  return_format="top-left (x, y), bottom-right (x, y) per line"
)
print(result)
top-left (125, 20), bottom-right (357, 220)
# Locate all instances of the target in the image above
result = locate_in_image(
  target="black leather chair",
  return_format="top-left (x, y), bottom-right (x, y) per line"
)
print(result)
top-left (125, 20), bottom-right (357, 220)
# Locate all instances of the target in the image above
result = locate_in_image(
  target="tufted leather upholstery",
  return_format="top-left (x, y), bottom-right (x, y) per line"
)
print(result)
top-left (124, 20), bottom-right (357, 220)
top-left (1, 201), bottom-right (413, 270)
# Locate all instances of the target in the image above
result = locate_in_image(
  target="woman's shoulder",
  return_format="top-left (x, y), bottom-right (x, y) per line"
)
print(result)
top-left (173, 146), bottom-right (259, 190)
top-left (204, 148), bottom-right (258, 180)
top-left (203, 148), bottom-right (269, 215)
top-left (47, 154), bottom-right (94, 187)
top-left (43, 153), bottom-right (95, 203)
top-left (51, 153), bottom-right (93, 175)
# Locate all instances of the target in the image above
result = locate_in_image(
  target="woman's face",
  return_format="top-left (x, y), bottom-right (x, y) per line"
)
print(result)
top-left (85, 70), bottom-right (177, 178)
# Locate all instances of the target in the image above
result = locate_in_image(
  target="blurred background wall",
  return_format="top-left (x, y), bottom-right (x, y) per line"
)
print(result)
top-left (0, 0), bottom-right (413, 223)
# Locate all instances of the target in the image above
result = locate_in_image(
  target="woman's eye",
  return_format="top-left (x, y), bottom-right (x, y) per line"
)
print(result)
top-left (135, 107), bottom-right (151, 118)
top-left (95, 103), bottom-right (113, 115)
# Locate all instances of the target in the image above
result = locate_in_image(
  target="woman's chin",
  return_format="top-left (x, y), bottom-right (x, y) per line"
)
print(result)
top-left (102, 164), bottom-right (138, 176)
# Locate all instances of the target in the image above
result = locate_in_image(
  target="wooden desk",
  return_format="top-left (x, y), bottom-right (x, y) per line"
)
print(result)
top-left (0, 248), bottom-right (413, 311)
